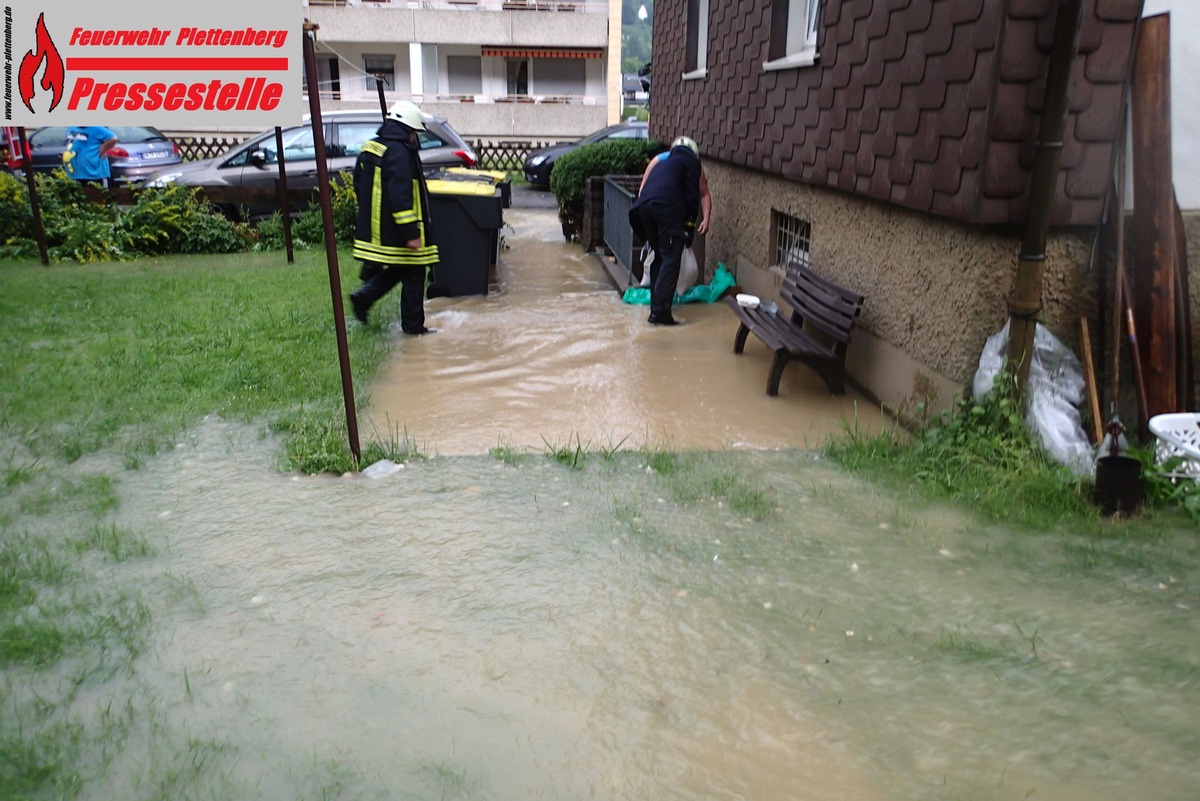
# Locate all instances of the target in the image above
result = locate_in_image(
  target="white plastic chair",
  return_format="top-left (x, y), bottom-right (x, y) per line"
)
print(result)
top-left (1148, 412), bottom-right (1200, 481)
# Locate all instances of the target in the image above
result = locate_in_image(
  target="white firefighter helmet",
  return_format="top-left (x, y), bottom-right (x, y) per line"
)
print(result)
top-left (672, 136), bottom-right (699, 157)
top-left (386, 100), bottom-right (428, 131)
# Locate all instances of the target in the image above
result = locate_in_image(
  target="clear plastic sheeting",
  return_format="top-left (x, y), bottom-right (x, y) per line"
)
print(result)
top-left (972, 321), bottom-right (1094, 476)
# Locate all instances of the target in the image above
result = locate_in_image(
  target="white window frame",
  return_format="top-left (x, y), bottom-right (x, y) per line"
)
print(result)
top-left (764, 0), bottom-right (820, 72)
top-left (683, 0), bottom-right (709, 81)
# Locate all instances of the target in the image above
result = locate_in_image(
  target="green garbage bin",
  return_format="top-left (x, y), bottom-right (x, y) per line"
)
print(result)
top-left (427, 179), bottom-right (503, 298)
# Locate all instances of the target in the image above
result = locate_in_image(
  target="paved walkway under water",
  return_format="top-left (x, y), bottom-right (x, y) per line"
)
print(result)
top-left (364, 200), bottom-right (889, 456)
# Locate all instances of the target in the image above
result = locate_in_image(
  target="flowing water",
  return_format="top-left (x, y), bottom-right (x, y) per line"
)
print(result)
top-left (42, 417), bottom-right (1198, 801)
top-left (9, 204), bottom-right (1198, 799)
top-left (364, 208), bottom-right (885, 455)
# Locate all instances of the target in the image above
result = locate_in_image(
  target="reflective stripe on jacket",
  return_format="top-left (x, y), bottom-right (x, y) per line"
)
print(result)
top-left (351, 119), bottom-right (439, 266)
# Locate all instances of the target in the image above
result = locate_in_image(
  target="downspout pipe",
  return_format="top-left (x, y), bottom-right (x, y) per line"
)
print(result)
top-left (1005, 0), bottom-right (1087, 391)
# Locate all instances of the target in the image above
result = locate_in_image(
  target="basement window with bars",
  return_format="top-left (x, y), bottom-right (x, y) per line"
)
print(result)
top-left (770, 210), bottom-right (812, 271)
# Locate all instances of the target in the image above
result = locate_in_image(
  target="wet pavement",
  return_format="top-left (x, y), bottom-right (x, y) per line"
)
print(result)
top-left (363, 196), bottom-right (888, 456)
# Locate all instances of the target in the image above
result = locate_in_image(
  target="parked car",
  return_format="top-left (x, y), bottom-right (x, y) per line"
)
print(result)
top-left (26, 126), bottom-right (183, 185)
top-left (143, 111), bottom-right (478, 219)
top-left (523, 120), bottom-right (649, 188)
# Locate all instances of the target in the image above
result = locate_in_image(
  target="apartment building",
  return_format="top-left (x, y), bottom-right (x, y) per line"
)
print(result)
top-left (303, 0), bottom-right (623, 141)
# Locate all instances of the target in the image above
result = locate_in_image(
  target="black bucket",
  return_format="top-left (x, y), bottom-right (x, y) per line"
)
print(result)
top-left (1093, 455), bottom-right (1144, 515)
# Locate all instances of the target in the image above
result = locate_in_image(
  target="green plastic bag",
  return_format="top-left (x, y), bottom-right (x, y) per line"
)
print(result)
top-left (622, 263), bottom-right (736, 305)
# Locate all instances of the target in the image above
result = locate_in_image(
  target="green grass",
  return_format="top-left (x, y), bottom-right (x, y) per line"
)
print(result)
top-left (0, 249), bottom-right (393, 472)
top-left (489, 437), bottom-right (529, 466)
top-left (72, 523), bottom-right (154, 562)
top-left (541, 433), bottom-right (587, 469)
top-left (822, 376), bottom-right (1196, 533)
top-left (0, 247), bottom-right (405, 796)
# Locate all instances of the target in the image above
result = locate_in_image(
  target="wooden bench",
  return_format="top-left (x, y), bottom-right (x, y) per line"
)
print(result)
top-left (724, 264), bottom-right (864, 395)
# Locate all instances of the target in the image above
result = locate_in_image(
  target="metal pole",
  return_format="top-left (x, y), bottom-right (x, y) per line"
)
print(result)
top-left (1005, 0), bottom-right (1086, 390)
top-left (16, 127), bottom-right (49, 266)
top-left (304, 21), bottom-right (361, 463)
top-left (375, 76), bottom-right (388, 119)
top-left (274, 126), bottom-right (295, 264)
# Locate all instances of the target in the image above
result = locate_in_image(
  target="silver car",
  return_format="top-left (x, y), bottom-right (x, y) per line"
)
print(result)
top-left (145, 111), bottom-right (478, 219)
top-left (27, 125), bottom-right (183, 185)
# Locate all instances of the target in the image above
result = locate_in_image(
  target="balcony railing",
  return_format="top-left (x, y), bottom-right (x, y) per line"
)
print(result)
top-left (304, 91), bottom-right (603, 106)
top-left (306, 0), bottom-right (607, 12)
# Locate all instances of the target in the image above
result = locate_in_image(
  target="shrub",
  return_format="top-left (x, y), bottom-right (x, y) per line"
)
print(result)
top-left (180, 205), bottom-right (252, 254)
top-left (0, 171), bottom-right (33, 247)
top-left (259, 175), bottom-right (357, 251)
top-left (330, 172), bottom-right (357, 244)
top-left (550, 139), bottom-right (662, 242)
top-left (293, 207), bottom-right (326, 248)
top-left (0, 171), bottom-right (251, 261)
top-left (252, 213), bottom-right (288, 251)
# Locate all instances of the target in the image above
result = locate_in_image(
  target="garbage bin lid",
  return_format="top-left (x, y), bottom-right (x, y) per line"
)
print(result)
top-left (444, 167), bottom-right (509, 183)
top-left (426, 170), bottom-right (496, 184)
top-left (427, 179), bottom-right (500, 196)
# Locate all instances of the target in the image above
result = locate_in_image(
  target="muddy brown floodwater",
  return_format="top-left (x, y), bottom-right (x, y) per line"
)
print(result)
top-left (33, 205), bottom-right (1198, 800)
top-left (365, 208), bottom-right (886, 455)
top-left (87, 417), bottom-right (1198, 801)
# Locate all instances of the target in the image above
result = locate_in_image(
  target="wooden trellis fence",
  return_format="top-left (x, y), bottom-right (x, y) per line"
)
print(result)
top-left (173, 135), bottom-right (566, 171)
top-left (176, 136), bottom-right (250, 161)
top-left (471, 139), bottom-right (565, 171)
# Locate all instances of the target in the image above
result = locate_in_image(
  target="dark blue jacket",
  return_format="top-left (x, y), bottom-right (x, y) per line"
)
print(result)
top-left (629, 144), bottom-right (702, 238)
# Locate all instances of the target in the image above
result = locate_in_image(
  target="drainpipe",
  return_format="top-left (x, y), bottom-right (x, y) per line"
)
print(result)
top-left (1005, 0), bottom-right (1087, 391)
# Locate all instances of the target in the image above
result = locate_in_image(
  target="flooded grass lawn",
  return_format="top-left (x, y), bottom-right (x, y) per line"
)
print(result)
top-left (4, 419), bottom-right (1197, 800)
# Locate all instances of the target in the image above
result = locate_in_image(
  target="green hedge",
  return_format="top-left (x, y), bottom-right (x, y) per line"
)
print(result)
top-left (0, 170), bottom-right (360, 262)
top-left (0, 171), bottom-right (251, 262)
top-left (549, 138), bottom-right (663, 242)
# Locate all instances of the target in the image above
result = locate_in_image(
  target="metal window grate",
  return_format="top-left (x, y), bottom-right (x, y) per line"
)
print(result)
top-left (771, 210), bottom-right (812, 269)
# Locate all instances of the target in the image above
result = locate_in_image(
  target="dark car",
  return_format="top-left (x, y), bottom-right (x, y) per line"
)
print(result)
top-left (27, 126), bottom-right (183, 185)
top-left (523, 120), bottom-right (649, 188)
top-left (143, 111), bottom-right (478, 219)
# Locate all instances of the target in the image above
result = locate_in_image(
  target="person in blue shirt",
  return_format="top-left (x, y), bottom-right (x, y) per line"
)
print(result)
top-left (63, 126), bottom-right (119, 187)
top-left (628, 136), bottom-right (712, 325)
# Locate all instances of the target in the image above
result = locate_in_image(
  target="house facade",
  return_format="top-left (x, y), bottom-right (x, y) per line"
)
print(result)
top-left (301, 0), bottom-right (623, 141)
top-left (650, 0), bottom-right (1150, 418)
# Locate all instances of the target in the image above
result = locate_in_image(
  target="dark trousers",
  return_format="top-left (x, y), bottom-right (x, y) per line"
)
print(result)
top-left (353, 261), bottom-right (427, 332)
top-left (637, 200), bottom-right (685, 321)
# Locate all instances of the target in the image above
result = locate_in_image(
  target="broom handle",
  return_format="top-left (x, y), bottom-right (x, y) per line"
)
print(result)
top-left (1123, 270), bottom-right (1151, 434)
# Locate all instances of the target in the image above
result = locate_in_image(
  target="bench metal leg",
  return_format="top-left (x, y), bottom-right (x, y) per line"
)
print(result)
top-left (815, 362), bottom-right (846, 395)
top-left (733, 323), bottom-right (751, 354)
top-left (767, 352), bottom-right (789, 396)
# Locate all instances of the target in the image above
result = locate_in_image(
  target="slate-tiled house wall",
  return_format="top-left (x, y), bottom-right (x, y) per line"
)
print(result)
top-left (652, 0), bottom-right (1142, 227)
top-left (647, 0), bottom-right (1147, 412)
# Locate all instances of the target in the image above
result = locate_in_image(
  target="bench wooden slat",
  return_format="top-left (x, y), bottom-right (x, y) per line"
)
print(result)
top-left (782, 271), bottom-right (862, 345)
top-left (725, 263), bottom-right (864, 396)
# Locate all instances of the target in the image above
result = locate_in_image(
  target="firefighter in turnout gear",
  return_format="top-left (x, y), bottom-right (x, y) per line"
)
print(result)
top-left (349, 101), bottom-right (440, 333)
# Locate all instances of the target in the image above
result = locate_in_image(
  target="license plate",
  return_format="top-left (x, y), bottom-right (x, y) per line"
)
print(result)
top-left (142, 151), bottom-right (170, 160)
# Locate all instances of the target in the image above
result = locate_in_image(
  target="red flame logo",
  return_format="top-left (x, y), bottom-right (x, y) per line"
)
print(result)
top-left (19, 13), bottom-right (65, 114)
